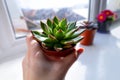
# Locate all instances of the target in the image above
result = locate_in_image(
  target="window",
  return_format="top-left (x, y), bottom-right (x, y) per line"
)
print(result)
top-left (5, 0), bottom-right (90, 38)
top-left (107, 0), bottom-right (120, 19)
top-left (1, 0), bottom-right (101, 59)
top-left (107, 0), bottom-right (120, 11)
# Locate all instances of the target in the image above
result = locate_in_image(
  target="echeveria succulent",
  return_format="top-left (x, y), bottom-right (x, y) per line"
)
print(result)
top-left (32, 16), bottom-right (85, 51)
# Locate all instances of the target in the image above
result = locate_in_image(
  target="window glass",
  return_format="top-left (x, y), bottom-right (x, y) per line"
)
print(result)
top-left (5, 0), bottom-right (90, 38)
top-left (107, 0), bottom-right (120, 11)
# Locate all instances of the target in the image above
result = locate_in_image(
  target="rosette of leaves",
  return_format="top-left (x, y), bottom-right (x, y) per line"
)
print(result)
top-left (32, 16), bottom-right (85, 52)
top-left (80, 21), bottom-right (98, 30)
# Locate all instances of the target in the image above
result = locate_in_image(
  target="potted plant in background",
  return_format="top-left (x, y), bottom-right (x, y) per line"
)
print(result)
top-left (97, 9), bottom-right (117, 33)
top-left (32, 16), bottom-right (84, 57)
top-left (79, 21), bottom-right (98, 46)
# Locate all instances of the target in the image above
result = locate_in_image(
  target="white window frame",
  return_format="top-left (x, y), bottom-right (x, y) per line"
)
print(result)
top-left (0, 0), bottom-right (27, 61)
top-left (0, 0), bottom-right (101, 60)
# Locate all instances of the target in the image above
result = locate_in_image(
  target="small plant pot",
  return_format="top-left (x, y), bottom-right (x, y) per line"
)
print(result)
top-left (97, 22), bottom-right (112, 33)
top-left (39, 44), bottom-right (75, 57)
top-left (80, 29), bottom-right (96, 45)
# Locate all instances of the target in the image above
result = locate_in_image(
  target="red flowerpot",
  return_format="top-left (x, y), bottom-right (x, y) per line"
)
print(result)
top-left (80, 29), bottom-right (96, 45)
top-left (39, 44), bottom-right (75, 57)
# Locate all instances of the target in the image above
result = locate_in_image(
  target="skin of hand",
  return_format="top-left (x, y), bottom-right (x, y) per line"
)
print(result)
top-left (22, 33), bottom-right (84, 80)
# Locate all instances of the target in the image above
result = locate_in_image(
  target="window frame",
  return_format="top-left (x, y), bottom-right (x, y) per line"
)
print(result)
top-left (0, 0), bottom-right (27, 61)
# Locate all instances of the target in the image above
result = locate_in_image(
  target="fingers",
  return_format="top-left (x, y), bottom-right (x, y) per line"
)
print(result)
top-left (25, 33), bottom-right (33, 60)
top-left (26, 33), bottom-right (40, 51)
top-left (76, 48), bottom-right (84, 58)
top-left (26, 33), bottom-right (34, 49)
top-left (63, 48), bottom-right (84, 67)
top-left (26, 33), bottom-right (45, 60)
top-left (26, 33), bottom-right (39, 57)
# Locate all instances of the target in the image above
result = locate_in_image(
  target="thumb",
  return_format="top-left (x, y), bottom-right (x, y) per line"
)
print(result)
top-left (76, 48), bottom-right (84, 58)
top-left (63, 48), bottom-right (84, 67)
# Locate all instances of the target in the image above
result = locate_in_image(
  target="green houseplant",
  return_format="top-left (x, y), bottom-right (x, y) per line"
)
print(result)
top-left (31, 16), bottom-right (85, 57)
top-left (79, 21), bottom-right (97, 45)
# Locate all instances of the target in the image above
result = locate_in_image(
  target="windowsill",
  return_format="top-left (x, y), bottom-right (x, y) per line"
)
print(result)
top-left (110, 19), bottom-right (120, 39)
top-left (66, 20), bottom-right (120, 80)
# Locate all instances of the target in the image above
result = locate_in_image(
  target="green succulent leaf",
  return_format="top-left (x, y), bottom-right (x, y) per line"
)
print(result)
top-left (46, 43), bottom-right (54, 49)
top-left (39, 32), bottom-right (47, 37)
top-left (48, 28), bottom-right (53, 35)
top-left (43, 38), bottom-right (53, 43)
top-left (41, 21), bottom-right (53, 35)
top-left (63, 44), bottom-right (73, 48)
top-left (73, 36), bottom-right (84, 44)
top-left (59, 18), bottom-right (67, 31)
top-left (31, 30), bottom-right (47, 42)
top-left (53, 16), bottom-right (59, 24)
top-left (48, 34), bottom-right (58, 42)
top-left (55, 29), bottom-right (65, 40)
top-left (67, 29), bottom-right (86, 39)
top-left (41, 42), bottom-right (54, 49)
top-left (67, 22), bottom-right (76, 32)
top-left (53, 28), bottom-right (58, 35)
top-left (53, 22), bottom-right (58, 29)
top-left (31, 30), bottom-right (40, 35)
top-left (54, 44), bottom-right (63, 52)
top-left (47, 19), bottom-right (53, 29)
top-left (64, 27), bottom-right (80, 39)
top-left (40, 21), bottom-right (48, 34)
top-left (61, 40), bottom-right (74, 45)
top-left (61, 36), bottom-right (84, 45)
top-left (43, 38), bottom-right (57, 44)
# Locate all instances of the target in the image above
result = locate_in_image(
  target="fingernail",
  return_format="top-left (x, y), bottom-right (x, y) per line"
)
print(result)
top-left (75, 48), bottom-right (84, 58)
top-left (77, 48), bottom-right (84, 54)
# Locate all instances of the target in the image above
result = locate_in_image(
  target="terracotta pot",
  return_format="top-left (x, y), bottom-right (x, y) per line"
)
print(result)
top-left (32, 32), bottom-right (76, 57)
top-left (39, 44), bottom-right (75, 57)
top-left (80, 29), bottom-right (96, 45)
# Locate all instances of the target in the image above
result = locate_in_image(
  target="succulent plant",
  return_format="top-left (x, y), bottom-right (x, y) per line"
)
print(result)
top-left (32, 16), bottom-right (85, 52)
top-left (80, 21), bottom-right (98, 30)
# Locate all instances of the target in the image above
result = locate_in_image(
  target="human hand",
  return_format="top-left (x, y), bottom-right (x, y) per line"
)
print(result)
top-left (22, 33), bottom-right (83, 80)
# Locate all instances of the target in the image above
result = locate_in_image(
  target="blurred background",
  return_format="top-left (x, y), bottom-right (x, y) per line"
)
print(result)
top-left (0, 0), bottom-right (120, 80)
